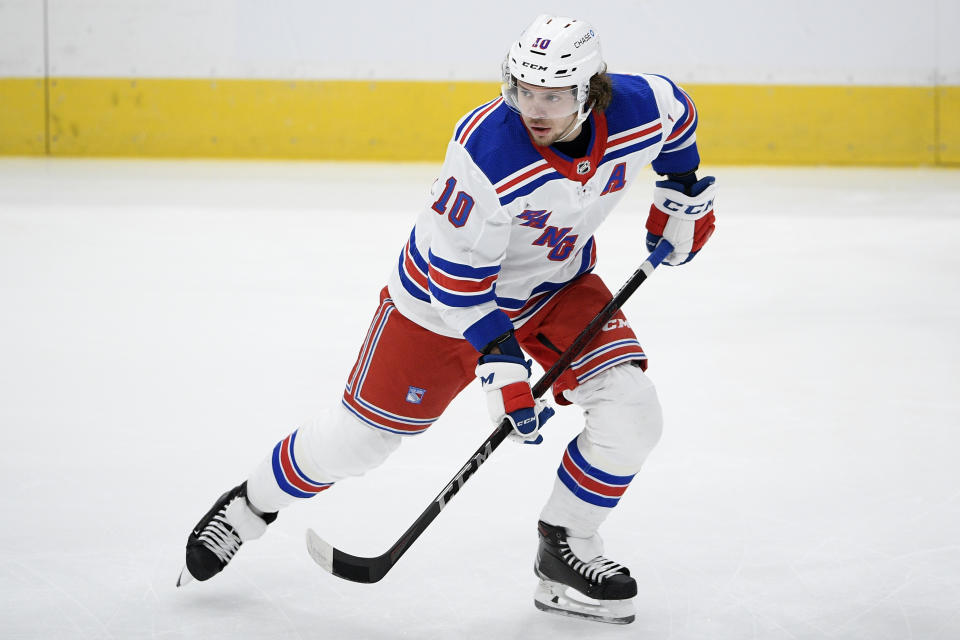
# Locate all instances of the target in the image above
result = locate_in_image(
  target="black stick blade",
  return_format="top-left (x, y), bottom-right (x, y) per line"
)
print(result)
top-left (306, 528), bottom-right (390, 584)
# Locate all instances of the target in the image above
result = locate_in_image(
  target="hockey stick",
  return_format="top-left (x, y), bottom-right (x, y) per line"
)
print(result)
top-left (306, 239), bottom-right (675, 583)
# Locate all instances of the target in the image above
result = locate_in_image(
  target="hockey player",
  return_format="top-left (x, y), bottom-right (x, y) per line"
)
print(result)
top-left (179, 14), bottom-right (716, 625)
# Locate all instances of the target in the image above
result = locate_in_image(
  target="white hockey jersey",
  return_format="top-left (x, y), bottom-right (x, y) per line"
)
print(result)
top-left (387, 73), bottom-right (701, 353)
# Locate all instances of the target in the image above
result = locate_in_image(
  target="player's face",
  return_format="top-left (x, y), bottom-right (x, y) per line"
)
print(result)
top-left (515, 81), bottom-right (580, 146)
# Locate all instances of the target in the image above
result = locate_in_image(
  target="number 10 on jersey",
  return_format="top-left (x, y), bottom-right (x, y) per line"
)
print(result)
top-left (431, 177), bottom-right (475, 228)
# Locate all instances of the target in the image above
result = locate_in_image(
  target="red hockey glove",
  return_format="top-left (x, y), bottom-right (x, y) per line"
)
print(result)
top-left (476, 354), bottom-right (554, 444)
top-left (645, 176), bottom-right (717, 266)
top-left (476, 333), bottom-right (554, 445)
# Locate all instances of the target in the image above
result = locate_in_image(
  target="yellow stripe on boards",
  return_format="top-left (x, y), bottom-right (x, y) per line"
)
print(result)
top-left (692, 84), bottom-right (939, 166)
top-left (0, 78), bottom-right (46, 155)
top-left (0, 76), bottom-right (956, 165)
top-left (45, 77), bottom-right (497, 161)
top-left (939, 86), bottom-right (960, 165)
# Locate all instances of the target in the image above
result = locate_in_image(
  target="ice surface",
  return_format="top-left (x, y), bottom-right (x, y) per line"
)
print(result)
top-left (1, 158), bottom-right (958, 639)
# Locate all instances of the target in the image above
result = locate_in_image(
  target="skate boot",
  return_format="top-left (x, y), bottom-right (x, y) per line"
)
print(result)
top-left (533, 520), bottom-right (637, 624)
top-left (176, 482), bottom-right (277, 586)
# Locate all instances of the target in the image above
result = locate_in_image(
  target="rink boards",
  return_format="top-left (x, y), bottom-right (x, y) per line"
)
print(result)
top-left (1, 78), bottom-right (958, 166)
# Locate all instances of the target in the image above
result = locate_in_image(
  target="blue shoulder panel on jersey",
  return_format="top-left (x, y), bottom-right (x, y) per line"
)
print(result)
top-left (453, 100), bottom-right (562, 205)
top-left (599, 74), bottom-right (667, 167)
top-left (599, 74), bottom-right (700, 175)
top-left (603, 74), bottom-right (664, 137)
top-left (459, 103), bottom-right (541, 182)
top-left (454, 98), bottom-right (502, 142)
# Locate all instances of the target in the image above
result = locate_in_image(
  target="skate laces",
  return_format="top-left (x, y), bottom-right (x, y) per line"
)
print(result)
top-left (198, 503), bottom-right (243, 564)
top-left (559, 542), bottom-right (627, 582)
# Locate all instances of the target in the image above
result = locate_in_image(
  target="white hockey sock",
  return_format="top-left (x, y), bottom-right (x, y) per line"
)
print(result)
top-left (246, 405), bottom-right (402, 513)
top-left (540, 474), bottom-right (612, 540)
top-left (539, 364), bottom-right (663, 540)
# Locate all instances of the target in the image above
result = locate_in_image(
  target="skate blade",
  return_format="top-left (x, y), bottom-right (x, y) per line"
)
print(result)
top-left (176, 566), bottom-right (194, 587)
top-left (534, 579), bottom-right (635, 625)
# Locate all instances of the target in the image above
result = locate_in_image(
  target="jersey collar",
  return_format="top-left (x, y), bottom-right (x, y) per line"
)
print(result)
top-left (527, 111), bottom-right (609, 185)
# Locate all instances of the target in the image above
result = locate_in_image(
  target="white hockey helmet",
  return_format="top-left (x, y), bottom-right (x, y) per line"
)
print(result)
top-left (501, 15), bottom-right (605, 126)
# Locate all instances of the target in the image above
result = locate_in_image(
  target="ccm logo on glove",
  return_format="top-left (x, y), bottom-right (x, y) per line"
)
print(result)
top-left (645, 175), bottom-right (717, 266)
top-left (658, 196), bottom-right (715, 216)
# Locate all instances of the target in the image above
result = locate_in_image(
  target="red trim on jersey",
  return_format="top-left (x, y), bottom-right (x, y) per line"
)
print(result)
top-left (609, 122), bottom-right (662, 147)
top-left (427, 266), bottom-right (498, 294)
top-left (666, 92), bottom-right (696, 142)
top-left (403, 248), bottom-right (429, 290)
top-left (457, 98), bottom-right (503, 145)
top-left (502, 291), bottom-right (551, 319)
top-left (495, 162), bottom-right (552, 195)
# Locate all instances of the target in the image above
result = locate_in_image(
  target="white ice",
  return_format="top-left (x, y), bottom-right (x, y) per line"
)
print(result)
top-left (1, 158), bottom-right (958, 640)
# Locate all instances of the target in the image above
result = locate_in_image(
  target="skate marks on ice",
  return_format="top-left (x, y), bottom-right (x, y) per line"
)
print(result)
top-left (0, 160), bottom-right (958, 639)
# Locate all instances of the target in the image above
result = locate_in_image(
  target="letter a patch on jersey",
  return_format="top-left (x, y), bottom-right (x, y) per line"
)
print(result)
top-left (601, 162), bottom-right (627, 195)
top-left (405, 386), bottom-right (426, 404)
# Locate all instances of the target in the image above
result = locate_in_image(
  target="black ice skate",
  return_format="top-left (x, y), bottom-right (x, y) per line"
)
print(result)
top-left (533, 520), bottom-right (637, 624)
top-left (176, 482), bottom-right (277, 586)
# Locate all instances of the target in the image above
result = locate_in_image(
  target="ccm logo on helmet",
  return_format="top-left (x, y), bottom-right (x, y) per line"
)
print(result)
top-left (574, 30), bottom-right (595, 48)
top-left (522, 61), bottom-right (549, 71)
